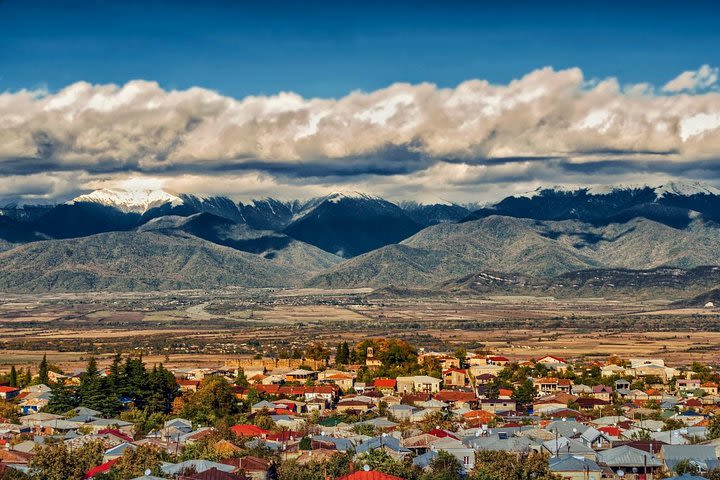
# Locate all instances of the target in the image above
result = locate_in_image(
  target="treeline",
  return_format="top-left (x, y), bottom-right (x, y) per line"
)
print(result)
top-left (46, 354), bottom-right (179, 417)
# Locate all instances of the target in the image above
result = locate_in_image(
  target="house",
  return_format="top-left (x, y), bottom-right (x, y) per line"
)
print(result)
top-left (487, 356), bottom-right (510, 366)
top-left (428, 436), bottom-right (476, 473)
top-left (0, 386), bottom-right (19, 400)
top-left (549, 455), bottom-right (602, 480)
top-left (701, 381), bottom-right (718, 395)
top-left (479, 398), bottom-right (516, 414)
top-left (434, 391), bottom-right (477, 409)
top-left (532, 393), bottom-right (578, 415)
top-left (285, 369), bottom-right (317, 382)
top-left (442, 369), bottom-right (468, 387)
top-left (542, 437), bottom-right (597, 460)
top-left (534, 378), bottom-right (572, 395)
top-left (676, 378), bottom-right (702, 394)
top-left (396, 375), bottom-right (441, 394)
top-left (230, 424), bottom-right (271, 439)
top-left (221, 456), bottom-right (274, 480)
top-left (591, 385), bottom-right (613, 402)
top-left (537, 355), bottom-right (568, 372)
top-left (373, 378), bottom-right (397, 395)
top-left (597, 445), bottom-right (663, 477)
top-left (319, 372), bottom-right (354, 391)
top-left (176, 379), bottom-right (201, 392)
top-left (660, 445), bottom-right (720, 474)
top-left (387, 404), bottom-right (416, 422)
top-left (601, 364), bottom-right (626, 378)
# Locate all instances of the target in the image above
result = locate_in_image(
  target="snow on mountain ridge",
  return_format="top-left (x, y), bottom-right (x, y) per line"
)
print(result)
top-left (70, 188), bottom-right (183, 214)
top-left (512, 181), bottom-right (720, 199)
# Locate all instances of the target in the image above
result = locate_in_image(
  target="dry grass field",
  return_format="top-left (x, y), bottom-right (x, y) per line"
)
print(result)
top-left (0, 288), bottom-right (718, 374)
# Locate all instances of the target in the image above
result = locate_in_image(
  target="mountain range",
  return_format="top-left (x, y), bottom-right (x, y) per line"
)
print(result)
top-left (1, 181), bottom-right (720, 301)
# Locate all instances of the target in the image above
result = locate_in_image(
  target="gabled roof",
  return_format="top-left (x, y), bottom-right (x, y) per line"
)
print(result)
top-left (597, 445), bottom-right (663, 467)
top-left (550, 455), bottom-right (602, 472)
top-left (229, 424), bottom-right (271, 437)
top-left (85, 458), bottom-right (119, 478)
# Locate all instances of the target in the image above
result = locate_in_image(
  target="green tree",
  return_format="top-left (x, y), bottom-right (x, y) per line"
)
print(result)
top-left (29, 440), bottom-right (104, 480)
top-left (235, 367), bottom-right (249, 387)
top-left (421, 451), bottom-right (464, 480)
top-left (674, 459), bottom-right (699, 476)
top-left (46, 381), bottom-right (77, 414)
top-left (22, 368), bottom-right (31, 387)
top-left (512, 379), bottom-right (536, 407)
top-left (471, 451), bottom-right (560, 480)
top-left (356, 449), bottom-right (420, 479)
top-left (180, 375), bottom-right (238, 425)
top-left (708, 414), bottom-right (720, 440)
top-left (37, 354), bottom-right (50, 386)
top-left (8, 366), bottom-right (18, 388)
top-left (336, 342), bottom-right (350, 365)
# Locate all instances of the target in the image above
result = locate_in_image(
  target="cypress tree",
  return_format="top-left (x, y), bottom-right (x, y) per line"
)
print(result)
top-left (23, 367), bottom-right (32, 387)
top-left (38, 354), bottom-right (50, 386)
top-left (8, 366), bottom-right (17, 388)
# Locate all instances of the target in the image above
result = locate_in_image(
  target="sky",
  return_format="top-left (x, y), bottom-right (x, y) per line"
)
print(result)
top-left (1, 0), bottom-right (720, 204)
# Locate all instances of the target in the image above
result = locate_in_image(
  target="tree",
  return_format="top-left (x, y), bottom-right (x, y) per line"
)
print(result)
top-left (180, 375), bottom-right (238, 425)
top-left (46, 381), bottom-right (77, 414)
top-left (22, 368), bottom-right (31, 388)
top-left (708, 414), bottom-right (720, 440)
top-left (356, 449), bottom-right (420, 480)
top-left (8, 366), bottom-right (17, 388)
top-left (305, 343), bottom-right (330, 364)
top-left (37, 354), bottom-right (50, 386)
top-left (471, 451), bottom-right (561, 480)
top-left (0, 400), bottom-right (19, 423)
top-left (421, 451), bottom-right (463, 480)
top-left (336, 342), bottom-right (350, 365)
top-left (99, 444), bottom-right (165, 479)
top-left (29, 440), bottom-right (104, 480)
top-left (235, 367), bottom-right (249, 387)
top-left (674, 459), bottom-right (700, 476)
top-left (512, 379), bottom-right (536, 406)
top-left (454, 348), bottom-right (467, 367)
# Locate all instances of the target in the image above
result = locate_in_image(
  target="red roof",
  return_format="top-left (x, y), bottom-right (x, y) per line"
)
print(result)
top-left (443, 368), bottom-right (467, 374)
top-left (488, 356), bottom-right (509, 362)
top-left (337, 470), bottom-right (405, 480)
top-left (427, 428), bottom-right (459, 440)
top-left (230, 424), bottom-right (271, 437)
top-left (599, 426), bottom-right (623, 437)
top-left (98, 428), bottom-right (133, 442)
top-left (434, 391), bottom-right (476, 402)
top-left (85, 458), bottom-right (119, 478)
top-left (373, 378), bottom-right (397, 388)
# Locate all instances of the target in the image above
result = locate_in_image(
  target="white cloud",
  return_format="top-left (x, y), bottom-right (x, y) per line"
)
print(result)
top-left (2, 66), bottom-right (720, 203)
top-left (662, 64), bottom-right (719, 93)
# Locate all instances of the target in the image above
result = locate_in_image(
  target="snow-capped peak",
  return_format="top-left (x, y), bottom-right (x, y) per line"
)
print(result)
top-left (69, 188), bottom-right (183, 213)
top-left (513, 181), bottom-right (720, 199)
top-left (324, 191), bottom-right (381, 203)
top-left (654, 181), bottom-right (720, 197)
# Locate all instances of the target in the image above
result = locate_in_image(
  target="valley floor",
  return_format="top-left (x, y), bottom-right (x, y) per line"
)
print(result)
top-left (0, 288), bottom-right (719, 372)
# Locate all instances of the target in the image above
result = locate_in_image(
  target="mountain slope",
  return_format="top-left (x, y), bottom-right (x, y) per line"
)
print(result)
top-left (0, 230), bottom-right (298, 292)
top-left (308, 216), bottom-right (720, 288)
top-left (284, 192), bottom-right (423, 257)
top-left (139, 213), bottom-right (341, 274)
top-left (464, 181), bottom-right (720, 226)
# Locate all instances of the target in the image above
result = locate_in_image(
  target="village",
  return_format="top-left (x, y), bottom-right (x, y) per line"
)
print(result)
top-left (0, 339), bottom-right (716, 480)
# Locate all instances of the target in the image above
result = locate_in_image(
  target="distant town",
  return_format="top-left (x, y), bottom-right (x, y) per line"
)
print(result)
top-left (0, 339), bottom-right (717, 480)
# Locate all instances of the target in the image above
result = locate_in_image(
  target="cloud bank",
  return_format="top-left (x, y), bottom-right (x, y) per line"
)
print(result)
top-left (2, 66), bottom-right (720, 203)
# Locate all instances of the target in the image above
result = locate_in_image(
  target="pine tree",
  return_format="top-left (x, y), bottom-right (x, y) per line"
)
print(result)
top-left (235, 367), bottom-right (249, 387)
top-left (47, 381), bottom-right (77, 414)
top-left (23, 367), bottom-right (32, 387)
top-left (38, 354), bottom-right (50, 386)
top-left (8, 366), bottom-right (18, 388)
top-left (336, 342), bottom-right (350, 365)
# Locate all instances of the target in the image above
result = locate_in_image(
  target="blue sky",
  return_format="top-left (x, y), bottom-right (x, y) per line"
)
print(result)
top-left (2, 0), bottom-right (719, 97)
top-left (1, 1), bottom-right (720, 203)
